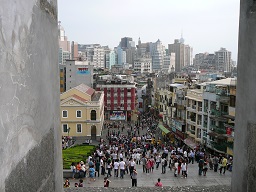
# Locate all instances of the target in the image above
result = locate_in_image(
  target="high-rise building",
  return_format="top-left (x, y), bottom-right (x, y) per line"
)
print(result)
top-left (168, 39), bottom-right (185, 72)
top-left (117, 47), bottom-right (126, 65)
top-left (151, 39), bottom-right (166, 72)
top-left (58, 22), bottom-right (70, 52)
top-left (134, 56), bottom-right (152, 74)
top-left (59, 48), bottom-right (70, 65)
top-left (168, 38), bottom-right (193, 72)
top-left (136, 38), bottom-right (151, 59)
top-left (106, 50), bottom-right (116, 69)
top-left (215, 48), bottom-right (232, 72)
top-left (162, 53), bottom-right (175, 74)
top-left (185, 45), bottom-right (193, 66)
top-left (120, 37), bottom-right (133, 49)
top-left (71, 41), bottom-right (78, 60)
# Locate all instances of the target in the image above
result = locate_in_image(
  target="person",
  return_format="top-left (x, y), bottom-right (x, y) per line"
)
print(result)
top-left (155, 178), bottom-right (163, 187)
top-left (100, 157), bottom-right (105, 175)
top-left (114, 159), bottom-right (120, 177)
top-left (213, 156), bottom-right (218, 172)
top-left (141, 156), bottom-right (147, 173)
top-left (174, 159), bottom-right (178, 177)
top-left (63, 178), bottom-right (70, 188)
top-left (198, 157), bottom-right (204, 176)
top-left (161, 157), bottom-right (167, 174)
top-left (104, 177), bottom-right (111, 187)
top-left (131, 169), bottom-right (138, 187)
top-left (70, 162), bottom-right (76, 179)
top-left (181, 160), bottom-right (187, 178)
top-left (155, 153), bottom-right (161, 169)
top-left (203, 162), bottom-right (208, 176)
top-left (106, 159), bottom-right (112, 177)
top-left (119, 158), bottom-right (126, 179)
top-left (220, 157), bottom-right (227, 174)
top-left (95, 160), bottom-right (100, 177)
top-left (130, 158), bottom-right (136, 176)
top-left (78, 179), bottom-right (83, 187)
top-left (88, 165), bottom-right (96, 183)
top-left (74, 183), bottom-right (78, 187)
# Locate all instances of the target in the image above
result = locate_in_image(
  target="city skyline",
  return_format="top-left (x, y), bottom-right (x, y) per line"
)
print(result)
top-left (58, 0), bottom-right (240, 61)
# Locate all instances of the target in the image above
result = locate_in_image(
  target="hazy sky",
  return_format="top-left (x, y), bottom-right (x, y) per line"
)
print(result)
top-left (58, 0), bottom-right (240, 60)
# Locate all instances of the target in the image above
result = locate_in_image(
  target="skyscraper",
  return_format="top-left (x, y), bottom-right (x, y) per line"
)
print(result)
top-left (151, 39), bottom-right (165, 72)
top-left (168, 39), bottom-right (185, 72)
top-left (168, 38), bottom-right (193, 72)
top-left (215, 48), bottom-right (232, 72)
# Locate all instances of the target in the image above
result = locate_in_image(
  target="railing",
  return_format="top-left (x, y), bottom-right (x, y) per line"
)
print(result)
top-left (216, 95), bottom-right (229, 103)
top-left (212, 142), bottom-right (227, 153)
top-left (210, 125), bottom-right (226, 134)
top-left (210, 109), bottom-right (228, 117)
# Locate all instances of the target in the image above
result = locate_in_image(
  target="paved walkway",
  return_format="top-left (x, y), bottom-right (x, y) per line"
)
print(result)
top-left (65, 121), bottom-right (232, 188)
top-left (66, 161), bottom-right (231, 188)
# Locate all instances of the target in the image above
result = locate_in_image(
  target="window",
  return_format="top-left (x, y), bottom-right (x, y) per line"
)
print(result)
top-left (62, 110), bottom-right (68, 118)
top-left (76, 110), bottom-right (82, 118)
top-left (63, 124), bottom-right (68, 133)
top-left (91, 110), bottom-right (96, 120)
top-left (230, 95), bottom-right (236, 107)
top-left (76, 124), bottom-right (82, 133)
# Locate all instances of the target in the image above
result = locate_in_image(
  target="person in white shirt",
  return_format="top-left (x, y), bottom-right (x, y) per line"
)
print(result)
top-left (184, 150), bottom-right (188, 158)
top-left (130, 158), bottom-right (136, 176)
top-left (136, 152), bottom-right (141, 165)
top-left (119, 158), bottom-right (126, 178)
top-left (156, 154), bottom-right (161, 169)
top-left (119, 152), bottom-right (123, 159)
top-left (112, 152), bottom-right (117, 160)
top-left (181, 160), bottom-right (187, 178)
top-left (174, 160), bottom-right (179, 177)
top-left (100, 157), bottom-right (105, 175)
top-left (114, 159), bottom-right (120, 177)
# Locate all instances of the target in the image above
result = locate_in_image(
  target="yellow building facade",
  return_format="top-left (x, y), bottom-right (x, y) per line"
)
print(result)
top-left (60, 84), bottom-right (104, 140)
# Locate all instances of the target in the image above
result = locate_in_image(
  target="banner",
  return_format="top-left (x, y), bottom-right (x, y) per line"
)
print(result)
top-left (110, 110), bottom-right (126, 120)
top-left (77, 67), bottom-right (90, 75)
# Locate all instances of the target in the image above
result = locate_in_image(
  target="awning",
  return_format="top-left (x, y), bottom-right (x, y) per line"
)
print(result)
top-left (184, 138), bottom-right (198, 149)
top-left (158, 124), bottom-right (170, 134)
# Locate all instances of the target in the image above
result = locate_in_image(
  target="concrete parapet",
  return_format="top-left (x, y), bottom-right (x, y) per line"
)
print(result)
top-left (0, 0), bottom-right (62, 191)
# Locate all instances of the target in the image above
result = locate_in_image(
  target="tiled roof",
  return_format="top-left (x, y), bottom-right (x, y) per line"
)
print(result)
top-left (75, 84), bottom-right (95, 96)
top-left (72, 94), bottom-right (88, 103)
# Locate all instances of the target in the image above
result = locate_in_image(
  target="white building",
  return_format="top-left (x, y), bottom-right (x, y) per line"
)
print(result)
top-left (151, 39), bottom-right (166, 72)
top-left (215, 48), bottom-right (232, 72)
top-left (162, 53), bottom-right (175, 74)
top-left (134, 57), bottom-right (152, 74)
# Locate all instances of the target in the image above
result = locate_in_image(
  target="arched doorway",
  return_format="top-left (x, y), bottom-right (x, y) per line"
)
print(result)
top-left (91, 125), bottom-right (96, 140)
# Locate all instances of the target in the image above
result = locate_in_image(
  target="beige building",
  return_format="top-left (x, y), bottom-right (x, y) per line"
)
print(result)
top-left (185, 88), bottom-right (203, 148)
top-left (60, 84), bottom-right (104, 140)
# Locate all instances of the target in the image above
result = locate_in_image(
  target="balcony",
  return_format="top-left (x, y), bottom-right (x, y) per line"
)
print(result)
top-left (187, 106), bottom-right (196, 113)
top-left (210, 124), bottom-right (226, 134)
top-left (216, 95), bottom-right (229, 103)
top-left (211, 141), bottom-right (227, 153)
top-left (210, 109), bottom-right (228, 117)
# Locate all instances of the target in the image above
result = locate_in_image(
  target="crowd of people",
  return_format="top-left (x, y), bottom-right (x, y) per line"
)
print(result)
top-left (62, 136), bottom-right (75, 149)
top-left (64, 111), bottom-right (233, 188)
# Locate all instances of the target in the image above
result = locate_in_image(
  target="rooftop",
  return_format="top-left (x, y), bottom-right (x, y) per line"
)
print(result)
top-left (75, 84), bottom-right (95, 96)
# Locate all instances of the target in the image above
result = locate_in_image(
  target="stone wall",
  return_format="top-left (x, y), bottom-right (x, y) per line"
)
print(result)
top-left (0, 0), bottom-right (62, 191)
top-left (232, 0), bottom-right (256, 191)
